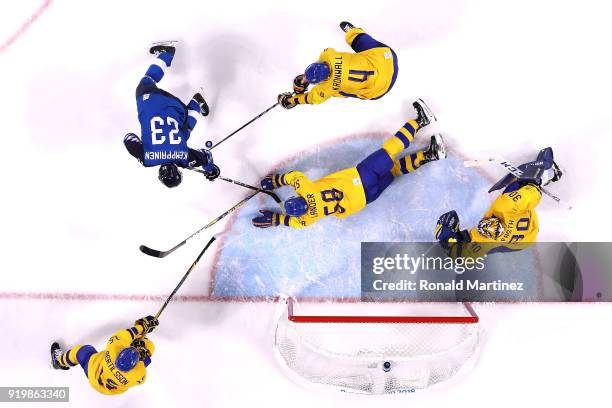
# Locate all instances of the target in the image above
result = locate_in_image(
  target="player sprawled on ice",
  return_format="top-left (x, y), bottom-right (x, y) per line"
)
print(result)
top-left (252, 99), bottom-right (445, 228)
top-left (277, 21), bottom-right (398, 109)
top-left (435, 147), bottom-right (563, 257)
top-left (124, 41), bottom-right (220, 188)
top-left (50, 316), bottom-right (158, 395)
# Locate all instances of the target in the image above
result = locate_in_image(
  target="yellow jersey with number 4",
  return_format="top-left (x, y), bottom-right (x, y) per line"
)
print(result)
top-left (296, 29), bottom-right (396, 104)
top-left (279, 169), bottom-right (367, 228)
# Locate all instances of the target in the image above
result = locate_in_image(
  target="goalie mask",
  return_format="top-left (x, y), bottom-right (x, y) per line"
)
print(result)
top-left (477, 216), bottom-right (505, 240)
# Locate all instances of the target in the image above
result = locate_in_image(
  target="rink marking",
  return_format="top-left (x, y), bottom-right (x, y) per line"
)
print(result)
top-left (0, 0), bottom-right (53, 53)
top-left (0, 292), bottom-right (602, 305)
top-left (0, 291), bottom-right (362, 303)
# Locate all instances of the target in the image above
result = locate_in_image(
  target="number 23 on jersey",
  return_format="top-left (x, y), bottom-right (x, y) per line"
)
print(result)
top-left (150, 116), bottom-right (181, 145)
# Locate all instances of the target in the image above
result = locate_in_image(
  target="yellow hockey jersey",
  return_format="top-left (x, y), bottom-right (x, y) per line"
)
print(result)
top-left (278, 169), bottom-right (367, 228)
top-left (86, 325), bottom-right (154, 395)
top-left (454, 184), bottom-right (542, 257)
top-left (295, 28), bottom-right (396, 104)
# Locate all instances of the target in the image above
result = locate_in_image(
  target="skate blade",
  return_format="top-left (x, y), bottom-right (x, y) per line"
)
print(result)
top-left (150, 40), bottom-right (179, 48)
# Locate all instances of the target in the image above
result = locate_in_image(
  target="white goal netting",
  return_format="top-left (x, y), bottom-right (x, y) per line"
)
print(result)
top-left (273, 299), bottom-right (480, 394)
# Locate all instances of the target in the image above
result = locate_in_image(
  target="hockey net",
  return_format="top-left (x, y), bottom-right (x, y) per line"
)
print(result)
top-left (274, 298), bottom-right (480, 394)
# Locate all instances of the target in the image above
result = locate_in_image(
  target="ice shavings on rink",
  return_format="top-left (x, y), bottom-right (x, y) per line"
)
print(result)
top-left (212, 136), bottom-right (504, 298)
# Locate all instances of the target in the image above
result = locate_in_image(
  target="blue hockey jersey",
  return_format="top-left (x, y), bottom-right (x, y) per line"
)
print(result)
top-left (137, 90), bottom-right (191, 167)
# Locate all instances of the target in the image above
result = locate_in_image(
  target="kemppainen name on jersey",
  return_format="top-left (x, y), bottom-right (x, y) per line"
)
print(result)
top-left (144, 151), bottom-right (188, 161)
top-left (372, 279), bottom-right (524, 291)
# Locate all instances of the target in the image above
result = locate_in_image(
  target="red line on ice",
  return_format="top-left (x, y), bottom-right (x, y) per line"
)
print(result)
top-left (0, 291), bottom-right (366, 303)
top-left (0, 0), bottom-right (53, 53)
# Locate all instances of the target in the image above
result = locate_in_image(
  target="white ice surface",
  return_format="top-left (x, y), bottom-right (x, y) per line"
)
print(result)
top-left (1, 0), bottom-right (611, 406)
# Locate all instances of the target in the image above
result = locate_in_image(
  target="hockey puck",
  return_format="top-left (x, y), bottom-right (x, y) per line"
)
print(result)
top-left (205, 140), bottom-right (213, 148)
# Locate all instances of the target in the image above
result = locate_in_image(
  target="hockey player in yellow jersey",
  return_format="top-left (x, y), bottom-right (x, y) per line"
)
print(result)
top-left (434, 147), bottom-right (563, 257)
top-left (252, 99), bottom-right (445, 228)
top-left (277, 21), bottom-right (398, 109)
top-left (50, 316), bottom-right (158, 395)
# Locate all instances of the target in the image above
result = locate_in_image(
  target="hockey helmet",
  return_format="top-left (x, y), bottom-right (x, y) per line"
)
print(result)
top-left (477, 216), bottom-right (505, 240)
top-left (284, 196), bottom-right (308, 217)
top-left (158, 163), bottom-right (182, 188)
top-left (115, 347), bottom-right (140, 372)
top-left (305, 62), bottom-right (331, 84)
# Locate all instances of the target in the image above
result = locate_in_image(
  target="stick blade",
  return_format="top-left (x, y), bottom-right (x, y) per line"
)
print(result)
top-left (139, 245), bottom-right (168, 258)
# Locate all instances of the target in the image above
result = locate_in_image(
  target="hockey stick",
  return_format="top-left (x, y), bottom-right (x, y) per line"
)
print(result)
top-left (186, 167), bottom-right (282, 203)
top-left (154, 235), bottom-right (217, 319)
top-left (207, 102), bottom-right (279, 150)
top-left (464, 157), bottom-right (571, 209)
top-left (218, 176), bottom-right (282, 203)
top-left (139, 191), bottom-right (258, 258)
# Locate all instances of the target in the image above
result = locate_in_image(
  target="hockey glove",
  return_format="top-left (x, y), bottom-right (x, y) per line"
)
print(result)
top-left (131, 339), bottom-right (151, 360)
top-left (293, 74), bottom-right (309, 94)
top-left (278, 92), bottom-right (297, 109)
top-left (261, 174), bottom-right (284, 191)
top-left (203, 163), bottom-right (220, 181)
top-left (252, 210), bottom-right (281, 228)
top-left (435, 210), bottom-right (460, 242)
top-left (135, 315), bottom-right (159, 334)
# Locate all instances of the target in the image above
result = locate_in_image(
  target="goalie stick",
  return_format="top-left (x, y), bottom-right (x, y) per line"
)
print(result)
top-left (139, 191), bottom-right (258, 258)
top-left (464, 157), bottom-right (571, 209)
top-left (186, 167), bottom-right (282, 203)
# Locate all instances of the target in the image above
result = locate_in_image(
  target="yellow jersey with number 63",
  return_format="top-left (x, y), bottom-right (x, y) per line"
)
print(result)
top-left (279, 169), bottom-right (367, 228)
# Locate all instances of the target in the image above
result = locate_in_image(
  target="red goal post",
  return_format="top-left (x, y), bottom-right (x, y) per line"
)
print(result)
top-left (287, 298), bottom-right (479, 324)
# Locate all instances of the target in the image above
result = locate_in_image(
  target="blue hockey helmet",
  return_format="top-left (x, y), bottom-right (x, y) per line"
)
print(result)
top-left (115, 347), bottom-right (140, 372)
top-left (158, 163), bottom-right (182, 188)
top-left (284, 196), bottom-right (308, 217)
top-left (305, 62), bottom-right (331, 84)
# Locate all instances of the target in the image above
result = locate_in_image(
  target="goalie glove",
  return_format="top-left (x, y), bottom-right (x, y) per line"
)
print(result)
top-left (292, 74), bottom-right (309, 94)
top-left (435, 210), bottom-right (471, 247)
top-left (435, 210), bottom-right (461, 243)
top-left (252, 210), bottom-right (281, 228)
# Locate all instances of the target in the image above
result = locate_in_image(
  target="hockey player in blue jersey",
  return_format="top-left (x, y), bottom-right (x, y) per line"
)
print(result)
top-left (124, 41), bottom-right (220, 188)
